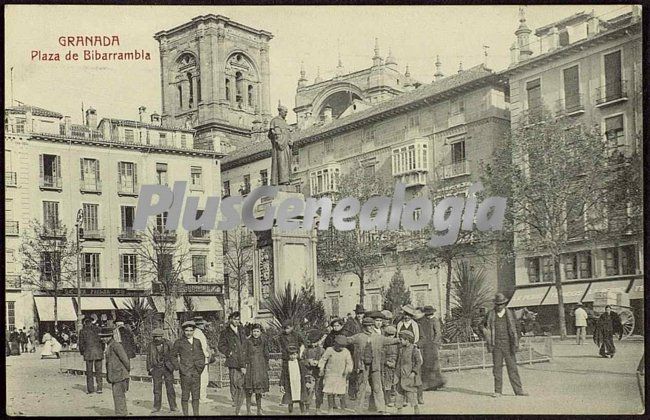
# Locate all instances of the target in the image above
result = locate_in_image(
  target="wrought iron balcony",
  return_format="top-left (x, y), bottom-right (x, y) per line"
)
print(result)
top-left (5, 221), bottom-right (19, 236)
top-left (440, 160), bottom-right (470, 179)
top-left (118, 228), bottom-right (142, 242)
top-left (595, 80), bottom-right (628, 107)
top-left (82, 228), bottom-right (105, 241)
top-left (556, 93), bottom-right (585, 116)
top-left (41, 226), bottom-right (66, 239)
top-left (117, 181), bottom-right (139, 196)
top-left (153, 229), bottom-right (177, 243)
top-left (80, 179), bottom-right (102, 193)
top-left (40, 175), bottom-right (63, 190)
top-left (189, 229), bottom-right (211, 243)
top-left (5, 172), bottom-right (17, 187)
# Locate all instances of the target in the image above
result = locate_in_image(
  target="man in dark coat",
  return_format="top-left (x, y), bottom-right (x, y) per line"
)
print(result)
top-left (482, 293), bottom-right (528, 398)
top-left (277, 321), bottom-right (305, 405)
top-left (593, 305), bottom-right (623, 358)
top-left (78, 317), bottom-right (104, 394)
top-left (172, 320), bottom-right (205, 416)
top-left (146, 328), bottom-right (177, 413)
top-left (100, 326), bottom-right (131, 416)
top-left (19, 329), bottom-right (28, 353)
top-left (217, 312), bottom-right (247, 415)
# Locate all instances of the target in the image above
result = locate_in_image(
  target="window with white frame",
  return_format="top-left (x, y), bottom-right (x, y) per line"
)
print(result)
top-left (309, 164), bottom-right (340, 195)
top-left (190, 166), bottom-right (203, 189)
top-left (82, 203), bottom-right (99, 231)
top-left (80, 158), bottom-right (100, 190)
top-left (391, 140), bottom-right (428, 175)
top-left (327, 293), bottom-right (340, 317)
top-left (120, 254), bottom-right (137, 284)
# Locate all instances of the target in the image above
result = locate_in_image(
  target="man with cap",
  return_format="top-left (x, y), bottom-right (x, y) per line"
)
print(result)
top-left (268, 102), bottom-right (294, 186)
top-left (146, 328), bottom-right (177, 413)
top-left (369, 311), bottom-right (385, 335)
top-left (192, 316), bottom-right (212, 404)
top-left (396, 305), bottom-right (420, 344)
top-left (218, 312), bottom-right (247, 415)
top-left (78, 316), bottom-right (104, 394)
top-left (172, 320), bottom-right (206, 415)
top-left (100, 326), bottom-right (131, 416)
top-left (381, 310), bottom-right (393, 329)
top-left (482, 293), bottom-right (527, 398)
top-left (574, 302), bottom-right (588, 345)
top-left (395, 330), bottom-right (423, 414)
top-left (342, 304), bottom-right (364, 400)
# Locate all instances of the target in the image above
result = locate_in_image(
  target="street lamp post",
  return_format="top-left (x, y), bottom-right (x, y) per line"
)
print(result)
top-left (75, 209), bottom-right (84, 333)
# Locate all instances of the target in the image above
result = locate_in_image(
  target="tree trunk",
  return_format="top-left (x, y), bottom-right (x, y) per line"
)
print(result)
top-left (553, 254), bottom-right (567, 340)
top-left (237, 275), bottom-right (242, 313)
top-left (359, 273), bottom-right (365, 307)
top-left (164, 293), bottom-right (178, 341)
top-left (54, 292), bottom-right (59, 331)
top-left (445, 259), bottom-right (453, 320)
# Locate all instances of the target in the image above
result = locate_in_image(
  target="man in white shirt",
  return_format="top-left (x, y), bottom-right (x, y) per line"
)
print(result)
top-left (574, 303), bottom-right (588, 345)
top-left (192, 316), bottom-right (212, 404)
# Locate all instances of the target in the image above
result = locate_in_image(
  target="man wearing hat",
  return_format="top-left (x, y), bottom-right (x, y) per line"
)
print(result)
top-left (482, 293), bottom-right (527, 398)
top-left (218, 312), bottom-right (247, 415)
top-left (172, 320), bottom-right (207, 415)
top-left (146, 328), bottom-right (177, 413)
top-left (343, 304), bottom-right (365, 337)
top-left (574, 302), bottom-right (588, 345)
top-left (78, 316), bottom-right (104, 394)
top-left (268, 102), bottom-right (294, 186)
top-left (395, 330), bottom-right (423, 414)
top-left (397, 305), bottom-right (420, 344)
top-left (100, 326), bottom-right (131, 416)
top-left (192, 316), bottom-right (212, 404)
top-left (381, 310), bottom-right (393, 329)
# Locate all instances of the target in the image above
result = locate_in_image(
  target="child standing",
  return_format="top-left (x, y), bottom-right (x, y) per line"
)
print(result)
top-left (395, 330), bottom-right (423, 414)
top-left (303, 330), bottom-right (325, 413)
top-left (280, 345), bottom-right (309, 414)
top-left (382, 325), bottom-right (399, 407)
top-left (243, 323), bottom-right (270, 415)
top-left (318, 335), bottom-right (353, 414)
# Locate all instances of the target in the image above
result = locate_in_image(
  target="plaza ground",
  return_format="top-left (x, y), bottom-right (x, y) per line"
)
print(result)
top-left (5, 337), bottom-right (644, 416)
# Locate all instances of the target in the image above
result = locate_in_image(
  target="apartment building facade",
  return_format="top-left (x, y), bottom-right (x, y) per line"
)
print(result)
top-left (502, 7), bottom-right (643, 334)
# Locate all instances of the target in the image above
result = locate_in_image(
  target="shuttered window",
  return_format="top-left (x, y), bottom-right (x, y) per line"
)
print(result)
top-left (563, 65), bottom-right (580, 110)
top-left (121, 206), bottom-right (135, 231)
top-left (43, 201), bottom-right (60, 230)
top-left (526, 78), bottom-right (542, 110)
top-left (604, 50), bottom-right (622, 97)
top-left (82, 203), bottom-right (99, 231)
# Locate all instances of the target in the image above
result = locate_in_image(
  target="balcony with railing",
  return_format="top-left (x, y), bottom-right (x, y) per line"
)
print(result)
top-left (118, 228), bottom-right (142, 242)
top-left (6, 172), bottom-right (17, 187)
top-left (117, 180), bottom-right (139, 196)
top-left (189, 229), bottom-right (211, 243)
top-left (440, 160), bottom-right (470, 179)
top-left (41, 226), bottom-right (66, 239)
top-left (153, 229), bottom-right (177, 243)
top-left (40, 175), bottom-right (63, 190)
top-left (80, 179), bottom-right (102, 193)
top-left (448, 111), bottom-right (466, 128)
top-left (595, 80), bottom-right (628, 107)
top-left (82, 228), bottom-right (105, 241)
top-left (5, 221), bottom-right (19, 236)
top-left (556, 93), bottom-right (585, 117)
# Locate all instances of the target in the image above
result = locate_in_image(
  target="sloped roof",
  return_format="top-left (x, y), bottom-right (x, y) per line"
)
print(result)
top-left (221, 140), bottom-right (271, 168)
top-left (5, 104), bottom-right (63, 119)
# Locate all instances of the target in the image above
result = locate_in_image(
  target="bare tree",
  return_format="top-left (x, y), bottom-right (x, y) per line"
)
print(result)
top-left (223, 227), bottom-right (255, 313)
top-left (134, 224), bottom-right (192, 341)
top-left (19, 219), bottom-right (78, 330)
top-left (481, 107), bottom-right (613, 339)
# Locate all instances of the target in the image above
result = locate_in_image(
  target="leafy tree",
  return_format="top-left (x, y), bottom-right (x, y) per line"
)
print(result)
top-left (317, 166), bottom-right (400, 305)
top-left (444, 260), bottom-right (493, 343)
top-left (134, 225), bottom-right (192, 341)
top-left (382, 265), bottom-right (411, 313)
top-left (18, 219), bottom-right (78, 330)
top-left (481, 107), bottom-right (612, 339)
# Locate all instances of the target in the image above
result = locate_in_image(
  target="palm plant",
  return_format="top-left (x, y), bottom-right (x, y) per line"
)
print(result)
top-left (444, 261), bottom-right (493, 343)
top-left (266, 283), bottom-right (326, 334)
top-left (123, 297), bottom-right (157, 353)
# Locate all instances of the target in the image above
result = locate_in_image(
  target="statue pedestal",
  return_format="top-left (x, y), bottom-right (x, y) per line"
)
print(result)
top-left (251, 190), bottom-right (318, 323)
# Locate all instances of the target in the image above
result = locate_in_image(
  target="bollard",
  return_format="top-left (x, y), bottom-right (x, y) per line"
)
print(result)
top-left (457, 342), bottom-right (461, 372)
top-left (528, 337), bottom-right (533, 365)
top-left (481, 341), bottom-right (486, 369)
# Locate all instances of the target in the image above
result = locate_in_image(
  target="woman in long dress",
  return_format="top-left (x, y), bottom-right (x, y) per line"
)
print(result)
top-left (40, 331), bottom-right (62, 359)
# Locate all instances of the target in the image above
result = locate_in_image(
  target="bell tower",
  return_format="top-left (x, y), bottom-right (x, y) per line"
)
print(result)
top-left (154, 15), bottom-right (273, 151)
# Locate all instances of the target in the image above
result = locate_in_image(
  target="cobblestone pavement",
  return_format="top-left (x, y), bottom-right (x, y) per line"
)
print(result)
top-left (5, 338), bottom-right (644, 416)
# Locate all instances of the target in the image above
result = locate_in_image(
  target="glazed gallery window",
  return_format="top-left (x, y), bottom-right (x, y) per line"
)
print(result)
top-left (82, 253), bottom-right (100, 284)
top-left (392, 142), bottom-right (427, 175)
top-left (120, 254), bottom-right (137, 284)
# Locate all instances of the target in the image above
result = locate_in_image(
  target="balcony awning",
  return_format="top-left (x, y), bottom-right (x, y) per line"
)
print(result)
top-left (112, 297), bottom-right (152, 310)
top-left (582, 279), bottom-right (633, 302)
top-left (34, 297), bottom-right (77, 321)
top-left (629, 278), bottom-right (644, 300)
top-left (507, 285), bottom-right (551, 308)
top-left (151, 296), bottom-right (187, 313)
top-left (76, 297), bottom-right (117, 311)
top-left (185, 296), bottom-right (222, 312)
top-left (542, 282), bottom-right (590, 305)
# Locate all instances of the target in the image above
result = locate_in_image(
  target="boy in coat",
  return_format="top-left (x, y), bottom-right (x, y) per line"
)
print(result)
top-left (303, 329), bottom-right (325, 412)
top-left (217, 311), bottom-right (247, 415)
top-left (395, 330), bottom-right (422, 414)
top-left (79, 317), bottom-right (104, 394)
top-left (100, 326), bottom-right (131, 416)
top-left (280, 345), bottom-right (310, 414)
top-left (146, 328), bottom-right (177, 413)
top-left (172, 320), bottom-right (206, 416)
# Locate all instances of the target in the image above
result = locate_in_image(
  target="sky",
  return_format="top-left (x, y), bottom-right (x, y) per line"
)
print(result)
top-left (5, 4), bottom-right (630, 125)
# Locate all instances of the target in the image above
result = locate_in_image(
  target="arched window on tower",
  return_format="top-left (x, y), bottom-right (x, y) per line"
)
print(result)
top-left (235, 72), bottom-right (243, 105)
top-left (248, 85), bottom-right (254, 107)
top-left (225, 79), bottom-right (231, 101)
top-left (178, 85), bottom-right (183, 108)
top-left (196, 77), bottom-right (201, 103)
top-left (187, 72), bottom-right (194, 108)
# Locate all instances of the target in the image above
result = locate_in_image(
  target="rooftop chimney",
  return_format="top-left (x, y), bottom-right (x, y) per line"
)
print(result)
top-left (150, 112), bottom-right (161, 125)
top-left (85, 107), bottom-right (97, 128)
top-left (434, 55), bottom-right (444, 81)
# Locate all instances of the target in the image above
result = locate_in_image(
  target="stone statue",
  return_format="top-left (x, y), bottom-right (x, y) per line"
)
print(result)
top-left (268, 104), bottom-right (294, 186)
